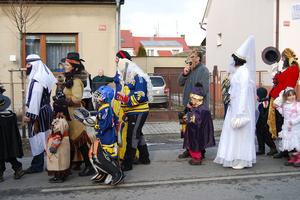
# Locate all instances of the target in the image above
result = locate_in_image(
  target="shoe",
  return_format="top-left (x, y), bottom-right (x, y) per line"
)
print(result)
top-left (137, 145), bottom-right (151, 165)
top-left (256, 150), bottom-right (265, 155)
top-left (267, 148), bottom-right (278, 156)
top-left (14, 167), bottom-right (25, 179)
top-left (49, 177), bottom-right (64, 183)
top-left (111, 171), bottom-right (125, 186)
top-left (79, 166), bottom-right (95, 176)
top-left (273, 151), bottom-right (289, 159)
top-left (284, 155), bottom-right (298, 166)
top-left (24, 167), bottom-right (43, 174)
top-left (293, 153), bottom-right (300, 167)
top-left (72, 163), bottom-right (82, 171)
top-left (0, 172), bottom-right (3, 182)
top-left (188, 158), bottom-right (202, 165)
top-left (232, 163), bottom-right (245, 170)
top-left (178, 150), bottom-right (191, 159)
top-left (121, 163), bottom-right (132, 171)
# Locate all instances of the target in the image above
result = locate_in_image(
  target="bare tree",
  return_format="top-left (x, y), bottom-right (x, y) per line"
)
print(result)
top-left (2, 0), bottom-right (41, 138)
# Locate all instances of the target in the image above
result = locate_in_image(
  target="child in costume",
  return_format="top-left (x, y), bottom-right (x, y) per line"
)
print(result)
top-left (46, 117), bottom-right (70, 183)
top-left (256, 87), bottom-right (278, 156)
top-left (274, 88), bottom-right (300, 166)
top-left (74, 85), bottom-right (124, 185)
top-left (184, 83), bottom-right (215, 165)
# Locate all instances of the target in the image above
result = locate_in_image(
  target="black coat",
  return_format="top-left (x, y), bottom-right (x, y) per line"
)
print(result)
top-left (0, 111), bottom-right (23, 160)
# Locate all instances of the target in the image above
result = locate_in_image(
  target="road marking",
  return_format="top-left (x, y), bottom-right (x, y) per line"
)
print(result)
top-left (41, 171), bottom-right (300, 193)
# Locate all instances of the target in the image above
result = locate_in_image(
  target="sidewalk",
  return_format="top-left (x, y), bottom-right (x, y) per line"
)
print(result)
top-left (1, 146), bottom-right (299, 193)
top-left (143, 119), bottom-right (223, 135)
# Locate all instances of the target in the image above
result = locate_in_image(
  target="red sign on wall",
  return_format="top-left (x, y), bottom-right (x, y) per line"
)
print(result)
top-left (283, 21), bottom-right (290, 27)
top-left (98, 25), bottom-right (107, 31)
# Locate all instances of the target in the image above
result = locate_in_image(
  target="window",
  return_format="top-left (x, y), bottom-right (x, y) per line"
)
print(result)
top-left (147, 49), bottom-right (154, 56)
top-left (24, 34), bottom-right (78, 72)
top-left (150, 76), bottom-right (165, 87)
top-left (217, 33), bottom-right (222, 47)
top-left (172, 49), bottom-right (179, 55)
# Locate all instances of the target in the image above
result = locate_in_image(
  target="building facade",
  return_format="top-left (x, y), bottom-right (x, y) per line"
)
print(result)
top-left (0, 0), bottom-right (124, 112)
top-left (203, 0), bottom-right (300, 85)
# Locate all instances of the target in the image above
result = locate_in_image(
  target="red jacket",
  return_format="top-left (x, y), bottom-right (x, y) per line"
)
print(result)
top-left (269, 65), bottom-right (299, 98)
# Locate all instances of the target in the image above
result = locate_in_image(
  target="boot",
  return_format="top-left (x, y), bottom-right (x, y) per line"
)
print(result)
top-left (49, 176), bottom-right (65, 183)
top-left (188, 158), bottom-right (202, 165)
top-left (79, 165), bottom-right (95, 176)
top-left (14, 167), bottom-right (25, 180)
top-left (93, 144), bottom-right (124, 185)
top-left (0, 172), bottom-right (3, 182)
top-left (122, 148), bottom-right (136, 171)
top-left (137, 145), bottom-right (150, 165)
top-left (273, 151), bottom-right (289, 159)
top-left (293, 153), bottom-right (300, 167)
top-left (284, 154), bottom-right (298, 166)
top-left (178, 150), bottom-right (191, 159)
top-left (267, 148), bottom-right (278, 156)
top-left (256, 149), bottom-right (265, 155)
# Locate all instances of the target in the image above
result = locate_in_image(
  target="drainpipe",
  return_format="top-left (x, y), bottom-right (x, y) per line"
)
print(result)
top-left (115, 0), bottom-right (121, 54)
top-left (275, 0), bottom-right (280, 49)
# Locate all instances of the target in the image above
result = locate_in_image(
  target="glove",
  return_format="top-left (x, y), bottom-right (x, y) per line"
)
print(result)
top-left (114, 72), bottom-right (121, 84)
top-left (231, 114), bottom-right (250, 129)
top-left (49, 147), bottom-right (57, 154)
top-left (116, 92), bottom-right (129, 104)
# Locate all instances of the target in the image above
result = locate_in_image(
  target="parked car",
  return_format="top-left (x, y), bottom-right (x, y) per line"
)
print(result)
top-left (149, 75), bottom-right (169, 108)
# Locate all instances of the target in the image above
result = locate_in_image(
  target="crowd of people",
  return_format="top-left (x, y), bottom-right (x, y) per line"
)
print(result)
top-left (1, 36), bottom-right (300, 185)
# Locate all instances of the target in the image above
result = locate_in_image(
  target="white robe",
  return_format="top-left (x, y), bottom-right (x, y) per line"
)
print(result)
top-left (214, 65), bottom-right (256, 168)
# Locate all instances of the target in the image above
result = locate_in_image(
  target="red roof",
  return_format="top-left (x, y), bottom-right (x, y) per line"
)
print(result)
top-left (157, 50), bottom-right (173, 57)
top-left (121, 30), bottom-right (190, 55)
top-left (121, 30), bottom-right (134, 48)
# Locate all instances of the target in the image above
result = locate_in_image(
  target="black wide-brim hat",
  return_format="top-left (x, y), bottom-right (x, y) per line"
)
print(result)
top-left (0, 94), bottom-right (11, 112)
top-left (61, 52), bottom-right (85, 63)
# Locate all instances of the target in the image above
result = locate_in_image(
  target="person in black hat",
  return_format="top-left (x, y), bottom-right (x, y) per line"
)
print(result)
top-left (256, 87), bottom-right (278, 156)
top-left (55, 52), bottom-right (94, 176)
top-left (0, 85), bottom-right (25, 182)
top-left (183, 83), bottom-right (215, 165)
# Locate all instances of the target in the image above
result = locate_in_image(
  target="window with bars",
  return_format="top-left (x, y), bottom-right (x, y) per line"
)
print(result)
top-left (24, 34), bottom-right (78, 73)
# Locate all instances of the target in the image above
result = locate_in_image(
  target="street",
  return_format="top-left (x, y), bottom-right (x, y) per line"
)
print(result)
top-left (1, 133), bottom-right (300, 200)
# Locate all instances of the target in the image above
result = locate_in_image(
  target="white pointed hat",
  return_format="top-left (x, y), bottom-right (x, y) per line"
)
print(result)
top-left (233, 35), bottom-right (255, 61)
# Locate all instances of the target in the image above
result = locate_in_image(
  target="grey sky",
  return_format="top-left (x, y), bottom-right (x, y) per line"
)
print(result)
top-left (121, 0), bottom-right (208, 46)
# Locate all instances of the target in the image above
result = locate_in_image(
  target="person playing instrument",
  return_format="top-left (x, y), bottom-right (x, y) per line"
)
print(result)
top-left (268, 48), bottom-right (299, 158)
top-left (115, 50), bottom-right (152, 171)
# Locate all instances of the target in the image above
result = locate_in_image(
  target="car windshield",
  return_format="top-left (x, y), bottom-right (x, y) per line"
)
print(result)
top-left (150, 77), bottom-right (165, 87)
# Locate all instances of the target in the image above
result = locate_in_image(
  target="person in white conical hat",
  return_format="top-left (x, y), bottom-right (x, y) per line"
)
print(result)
top-left (214, 36), bottom-right (257, 169)
top-left (23, 54), bottom-right (57, 174)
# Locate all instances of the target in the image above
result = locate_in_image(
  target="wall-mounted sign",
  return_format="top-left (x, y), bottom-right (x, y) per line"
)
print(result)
top-left (292, 4), bottom-right (300, 20)
top-left (98, 25), bottom-right (107, 31)
top-left (283, 20), bottom-right (290, 27)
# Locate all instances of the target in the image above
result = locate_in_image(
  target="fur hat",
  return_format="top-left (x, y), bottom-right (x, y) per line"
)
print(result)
top-left (282, 48), bottom-right (299, 66)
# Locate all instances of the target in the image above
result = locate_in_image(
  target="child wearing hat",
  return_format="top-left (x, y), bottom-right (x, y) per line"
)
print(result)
top-left (184, 82), bottom-right (215, 165)
top-left (256, 87), bottom-right (278, 156)
top-left (0, 85), bottom-right (25, 182)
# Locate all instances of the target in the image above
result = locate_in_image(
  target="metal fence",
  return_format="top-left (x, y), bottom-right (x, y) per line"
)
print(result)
top-left (153, 67), bottom-right (275, 119)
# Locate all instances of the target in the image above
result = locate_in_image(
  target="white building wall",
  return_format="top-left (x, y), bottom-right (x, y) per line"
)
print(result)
top-left (206, 0), bottom-right (275, 85)
top-left (279, 0), bottom-right (300, 57)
